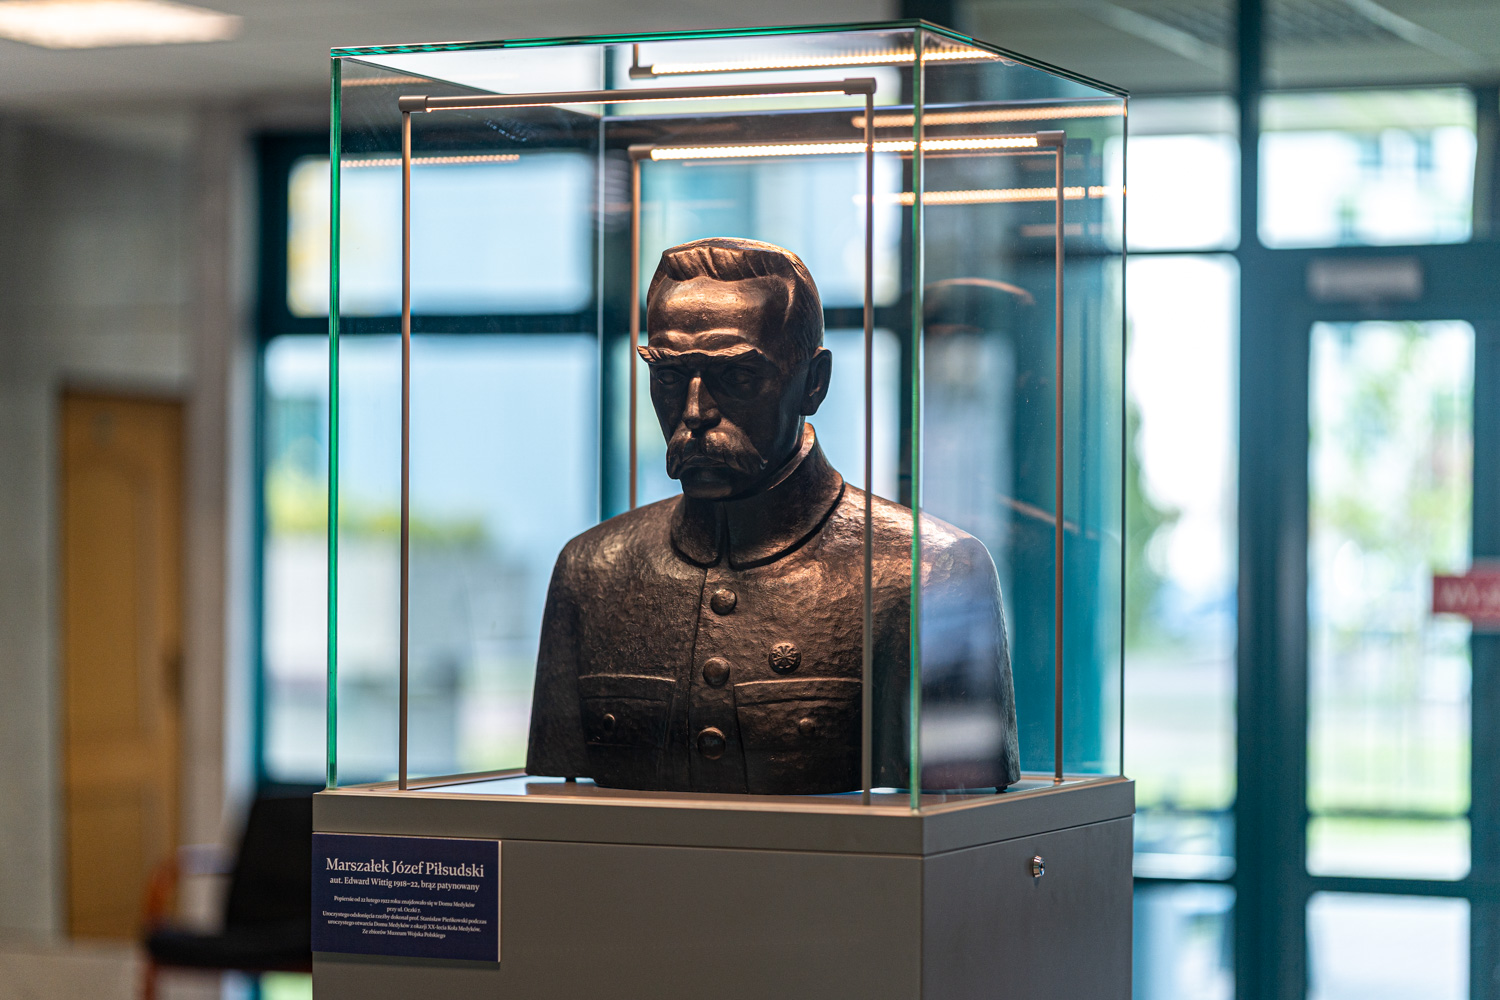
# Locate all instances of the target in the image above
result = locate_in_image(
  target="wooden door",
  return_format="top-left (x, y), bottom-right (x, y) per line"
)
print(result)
top-left (61, 393), bottom-right (183, 939)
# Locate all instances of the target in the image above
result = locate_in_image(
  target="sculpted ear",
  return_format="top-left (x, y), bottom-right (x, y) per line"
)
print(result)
top-left (800, 347), bottom-right (832, 415)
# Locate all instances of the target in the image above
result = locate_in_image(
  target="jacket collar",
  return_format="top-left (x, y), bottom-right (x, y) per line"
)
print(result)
top-left (670, 424), bottom-right (844, 570)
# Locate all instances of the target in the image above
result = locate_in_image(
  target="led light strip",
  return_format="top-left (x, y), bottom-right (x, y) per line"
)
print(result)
top-left (648, 134), bottom-right (1038, 161)
top-left (851, 104), bottom-right (1124, 129)
top-left (341, 74), bottom-right (430, 88)
top-left (643, 46), bottom-right (996, 76)
top-left (880, 184), bottom-right (1120, 206)
top-left (401, 78), bottom-right (875, 114)
top-left (343, 153), bottom-right (520, 168)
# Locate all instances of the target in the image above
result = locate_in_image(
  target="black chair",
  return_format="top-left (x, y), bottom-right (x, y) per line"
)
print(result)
top-left (142, 783), bottom-right (318, 999)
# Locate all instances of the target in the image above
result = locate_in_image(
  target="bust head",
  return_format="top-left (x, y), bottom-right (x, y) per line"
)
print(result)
top-left (641, 237), bottom-right (833, 500)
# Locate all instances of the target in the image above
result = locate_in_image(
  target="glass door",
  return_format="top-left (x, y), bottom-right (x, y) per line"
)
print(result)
top-left (1236, 295), bottom-right (1500, 1000)
top-left (1304, 319), bottom-right (1475, 1000)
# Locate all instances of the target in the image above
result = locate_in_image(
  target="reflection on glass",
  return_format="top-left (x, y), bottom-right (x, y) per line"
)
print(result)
top-left (639, 154), bottom-right (902, 309)
top-left (1261, 89), bottom-right (1476, 248)
top-left (1308, 321), bottom-right (1473, 880)
top-left (1125, 255), bottom-right (1238, 875)
top-left (288, 154), bottom-right (595, 317)
top-left (916, 100), bottom-right (1125, 781)
top-left (1308, 892), bottom-right (1469, 1000)
top-left (1105, 96), bottom-right (1238, 252)
top-left (263, 334), bottom-right (598, 782)
top-left (1133, 883), bottom-right (1234, 1000)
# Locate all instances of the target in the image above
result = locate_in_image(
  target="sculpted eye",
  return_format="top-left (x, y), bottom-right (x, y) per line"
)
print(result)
top-left (723, 366), bottom-right (760, 390)
top-left (653, 368), bottom-right (685, 387)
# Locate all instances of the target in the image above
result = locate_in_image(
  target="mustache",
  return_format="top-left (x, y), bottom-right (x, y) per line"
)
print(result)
top-left (665, 424), bottom-right (768, 480)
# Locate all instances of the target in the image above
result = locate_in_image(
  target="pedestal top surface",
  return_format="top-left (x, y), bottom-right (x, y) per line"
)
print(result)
top-left (315, 772), bottom-right (1133, 856)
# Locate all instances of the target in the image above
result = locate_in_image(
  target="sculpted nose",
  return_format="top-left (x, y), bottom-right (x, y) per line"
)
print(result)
top-left (682, 376), bottom-right (719, 431)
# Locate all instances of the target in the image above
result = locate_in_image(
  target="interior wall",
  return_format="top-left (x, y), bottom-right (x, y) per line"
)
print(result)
top-left (0, 105), bottom-right (256, 937)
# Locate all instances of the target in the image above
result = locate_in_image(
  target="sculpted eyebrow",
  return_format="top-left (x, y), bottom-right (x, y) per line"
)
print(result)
top-left (636, 344), bottom-right (765, 364)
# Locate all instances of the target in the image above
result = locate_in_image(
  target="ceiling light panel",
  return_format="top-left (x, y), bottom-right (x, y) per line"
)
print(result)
top-left (0, 0), bottom-right (239, 49)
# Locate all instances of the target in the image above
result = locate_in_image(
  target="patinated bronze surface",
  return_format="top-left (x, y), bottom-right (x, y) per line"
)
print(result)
top-left (526, 237), bottom-right (1019, 794)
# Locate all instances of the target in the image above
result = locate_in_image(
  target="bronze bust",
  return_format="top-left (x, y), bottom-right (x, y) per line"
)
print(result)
top-left (526, 237), bottom-right (1019, 794)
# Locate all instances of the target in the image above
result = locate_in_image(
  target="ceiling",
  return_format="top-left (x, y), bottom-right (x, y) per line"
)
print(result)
top-left (967, 0), bottom-right (1500, 94)
top-left (0, 0), bottom-right (1495, 114)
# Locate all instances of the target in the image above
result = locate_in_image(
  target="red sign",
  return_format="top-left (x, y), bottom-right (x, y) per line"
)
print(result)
top-left (1432, 569), bottom-right (1500, 626)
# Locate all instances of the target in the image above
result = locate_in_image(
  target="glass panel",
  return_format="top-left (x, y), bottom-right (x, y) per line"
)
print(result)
top-left (1307, 892), bottom-right (1469, 1000)
top-left (1308, 320), bottom-right (1474, 879)
top-left (1105, 96), bottom-right (1238, 252)
top-left (330, 25), bottom-right (1125, 798)
top-left (1261, 88), bottom-right (1476, 249)
top-left (916, 29), bottom-right (1125, 798)
top-left (263, 335), bottom-right (330, 782)
top-left (1133, 883), bottom-right (1234, 1000)
top-left (330, 334), bottom-right (598, 782)
top-left (605, 44), bottom-right (905, 118)
top-left (289, 152), bottom-right (595, 317)
top-left (1126, 254), bottom-right (1238, 878)
top-left (638, 154), bottom-right (903, 309)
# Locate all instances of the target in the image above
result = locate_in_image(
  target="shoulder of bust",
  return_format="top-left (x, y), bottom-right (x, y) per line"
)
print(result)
top-left (831, 491), bottom-right (997, 584)
top-left (553, 497), bottom-right (677, 579)
top-left (831, 489), bottom-right (914, 542)
top-left (916, 512), bottom-right (998, 588)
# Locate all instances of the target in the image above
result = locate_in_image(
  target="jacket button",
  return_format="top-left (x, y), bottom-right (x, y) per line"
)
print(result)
top-left (769, 641), bottom-right (801, 674)
top-left (702, 657), bottom-right (731, 687)
top-left (710, 588), bottom-right (737, 615)
top-left (696, 727), bottom-right (727, 760)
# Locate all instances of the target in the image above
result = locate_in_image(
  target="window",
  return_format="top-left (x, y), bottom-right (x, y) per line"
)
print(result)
top-left (1121, 96), bottom-right (1241, 998)
top-left (1107, 96), bottom-right (1239, 252)
top-left (1261, 89), bottom-right (1477, 249)
top-left (1307, 893), bottom-right (1469, 1000)
top-left (1127, 253), bottom-right (1238, 879)
top-left (1307, 321), bottom-right (1474, 881)
top-left (1134, 882), bottom-right (1235, 1000)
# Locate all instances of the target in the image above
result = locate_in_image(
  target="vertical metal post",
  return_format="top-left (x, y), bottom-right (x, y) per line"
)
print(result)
top-left (1052, 136), bottom-right (1066, 786)
top-left (399, 109), bottom-right (412, 791)
top-left (327, 56), bottom-right (341, 791)
top-left (861, 89), bottom-right (876, 805)
top-left (629, 156), bottom-right (642, 511)
top-left (908, 46), bottom-right (925, 813)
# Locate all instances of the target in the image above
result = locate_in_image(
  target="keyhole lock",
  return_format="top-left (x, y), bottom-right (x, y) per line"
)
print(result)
top-left (1031, 855), bottom-right (1046, 878)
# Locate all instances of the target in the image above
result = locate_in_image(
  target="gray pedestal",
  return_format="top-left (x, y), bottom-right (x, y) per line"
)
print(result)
top-left (312, 774), bottom-right (1133, 1000)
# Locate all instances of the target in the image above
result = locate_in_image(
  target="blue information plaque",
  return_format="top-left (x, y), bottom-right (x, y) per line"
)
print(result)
top-left (312, 832), bottom-right (501, 962)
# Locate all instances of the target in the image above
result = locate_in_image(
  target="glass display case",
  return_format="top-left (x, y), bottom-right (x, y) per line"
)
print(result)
top-left (324, 20), bottom-right (1125, 812)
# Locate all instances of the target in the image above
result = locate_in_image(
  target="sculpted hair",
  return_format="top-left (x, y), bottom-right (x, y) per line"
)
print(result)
top-left (647, 237), bottom-right (824, 366)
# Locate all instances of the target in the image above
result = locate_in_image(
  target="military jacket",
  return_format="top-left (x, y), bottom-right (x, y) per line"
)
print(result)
top-left (525, 427), bottom-right (1020, 795)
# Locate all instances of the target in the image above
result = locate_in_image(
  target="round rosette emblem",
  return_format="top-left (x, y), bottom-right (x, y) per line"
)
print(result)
top-left (768, 641), bottom-right (801, 674)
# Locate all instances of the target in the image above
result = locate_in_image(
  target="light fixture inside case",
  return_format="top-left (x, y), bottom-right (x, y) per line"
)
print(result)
top-left (884, 185), bottom-right (1120, 206)
top-left (630, 43), bottom-right (999, 77)
top-left (645, 134), bottom-right (1041, 161)
top-left (852, 104), bottom-right (1125, 129)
